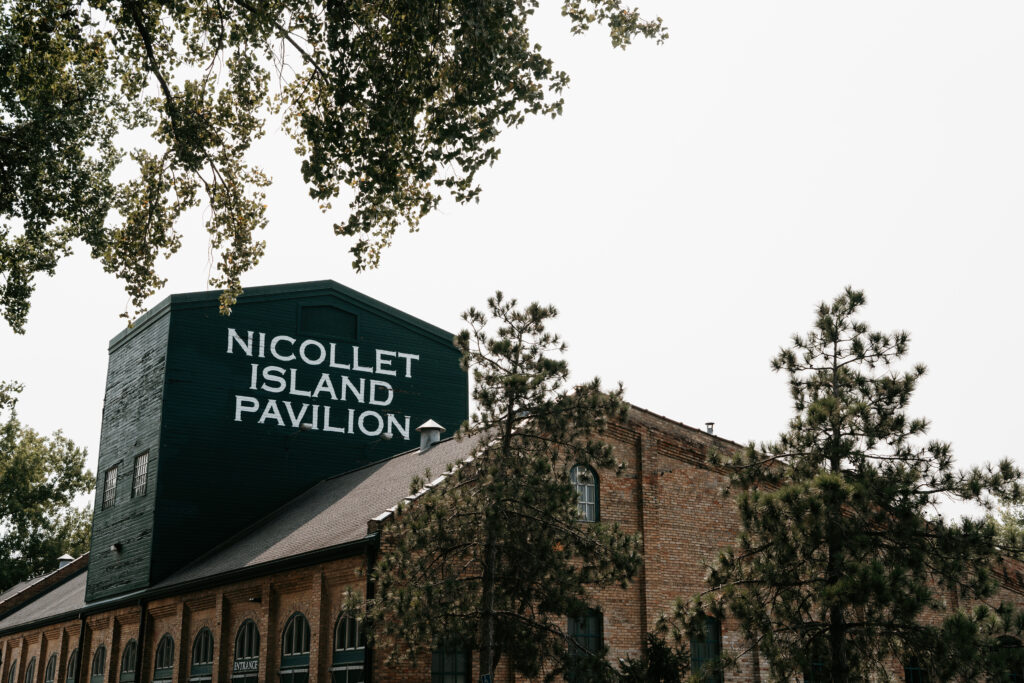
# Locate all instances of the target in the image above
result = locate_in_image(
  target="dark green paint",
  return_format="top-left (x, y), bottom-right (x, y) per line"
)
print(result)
top-left (86, 281), bottom-right (467, 602)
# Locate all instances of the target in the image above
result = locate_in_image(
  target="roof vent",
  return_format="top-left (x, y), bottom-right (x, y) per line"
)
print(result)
top-left (57, 554), bottom-right (74, 570)
top-left (705, 422), bottom-right (715, 435)
top-left (416, 420), bottom-right (445, 453)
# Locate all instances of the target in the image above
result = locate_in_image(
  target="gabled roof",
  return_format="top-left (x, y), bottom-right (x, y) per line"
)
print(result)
top-left (0, 435), bottom-right (482, 635)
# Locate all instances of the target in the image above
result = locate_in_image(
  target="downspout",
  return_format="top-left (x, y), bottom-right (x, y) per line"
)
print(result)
top-left (363, 536), bottom-right (379, 683)
top-left (73, 613), bottom-right (85, 683)
top-left (133, 601), bottom-right (148, 683)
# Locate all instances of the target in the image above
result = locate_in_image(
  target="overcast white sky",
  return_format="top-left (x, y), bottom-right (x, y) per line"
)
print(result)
top-left (1, 1), bottom-right (1021, 496)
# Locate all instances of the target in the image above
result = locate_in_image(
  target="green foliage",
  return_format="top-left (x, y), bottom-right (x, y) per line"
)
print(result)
top-left (617, 633), bottom-right (689, 683)
top-left (0, 382), bottom-right (94, 590)
top-left (682, 288), bottom-right (1024, 682)
top-left (0, 0), bottom-right (666, 332)
top-left (369, 292), bottom-right (640, 681)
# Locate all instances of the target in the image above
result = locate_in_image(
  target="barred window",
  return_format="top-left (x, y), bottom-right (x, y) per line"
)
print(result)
top-left (102, 465), bottom-right (118, 509)
top-left (132, 453), bottom-right (149, 497)
top-left (569, 464), bottom-right (598, 522)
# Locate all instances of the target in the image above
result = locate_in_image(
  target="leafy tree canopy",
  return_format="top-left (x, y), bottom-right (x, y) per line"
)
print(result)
top-left (0, 0), bottom-right (666, 332)
top-left (676, 288), bottom-right (1024, 682)
top-left (369, 293), bottom-right (640, 681)
top-left (0, 381), bottom-right (94, 590)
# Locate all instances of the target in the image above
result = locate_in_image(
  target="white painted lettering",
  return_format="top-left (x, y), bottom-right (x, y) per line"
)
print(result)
top-left (249, 363), bottom-right (258, 390)
top-left (260, 366), bottom-right (287, 393)
top-left (339, 376), bottom-right (365, 403)
top-left (328, 343), bottom-right (351, 370)
top-left (397, 352), bottom-right (419, 378)
top-left (299, 339), bottom-right (327, 365)
top-left (312, 373), bottom-right (338, 400)
top-left (258, 332), bottom-right (266, 358)
top-left (234, 395), bottom-right (260, 421)
top-left (351, 346), bottom-right (373, 373)
top-left (258, 400), bottom-right (285, 426)
top-left (369, 380), bottom-right (394, 406)
top-left (283, 401), bottom-right (309, 428)
top-left (270, 335), bottom-right (296, 362)
top-left (359, 410), bottom-right (383, 436)
top-left (227, 328), bottom-right (254, 356)
top-left (386, 414), bottom-right (411, 440)
top-left (289, 368), bottom-right (312, 397)
top-left (375, 349), bottom-right (397, 376)
top-left (322, 406), bottom-right (345, 433)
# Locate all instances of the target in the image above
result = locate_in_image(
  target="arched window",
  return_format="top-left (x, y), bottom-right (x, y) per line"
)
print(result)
top-left (190, 628), bottom-right (214, 682)
top-left (119, 640), bottom-right (137, 682)
top-left (90, 646), bottom-right (105, 682)
top-left (232, 620), bottom-right (260, 683)
top-left (331, 613), bottom-right (365, 683)
top-left (44, 654), bottom-right (57, 683)
top-left (6, 660), bottom-right (16, 683)
top-left (569, 464), bottom-right (598, 522)
top-left (153, 635), bottom-right (175, 682)
top-left (280, 613), bottom-right (310, 683)
top-left (430, 639), bottom-right (468, 683)
top-left (65, 649), bottom-right (78, 683)
top-left (24, 658), bottom-right (36, 683)
top-left (690, 615), bottom-right (723, 683)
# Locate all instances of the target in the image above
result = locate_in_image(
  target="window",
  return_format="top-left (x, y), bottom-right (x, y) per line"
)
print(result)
top-left (7, 660), bottom-right (16, 683)
top-left (132, 453), bottom-right (149, 497)
top-left (120, 641), bottom-right (137, 682)
top-left (90, 646), bottom-right (106, 682)
top-left (154, 634), bottom-right (174, 682)
top-left (24, 658), bottom-right (36, 683)
top-left (232, 620), bottom-right (260, 683)
top-left (331, 613), bottom-right (365, 683)
top-left (65, 649), bottom-right (78, 683)
top-left (102, 465), bottom-right (118, 509)
top-left (190, 628), bottom-right (214, 682)
top-left (280, 613), bottom-right (310, 683)
top-left (569, 465), bottom-right (598, 522)
top-left (44, 654), bottom-right (57, 683)
top-left (998, 636), bottom-right (1024, 682)
top-left (567, 608), bottom-right (603, 682)
top-left (430, 639), bottom-right (469, 683)
top-left (904, 661), bottom-right (928, 683)
top-left (690, 615), bottom-right (723, 683)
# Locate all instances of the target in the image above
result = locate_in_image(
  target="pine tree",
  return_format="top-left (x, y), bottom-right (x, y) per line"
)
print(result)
top-left (692, 288), bottom-right (1024, 681)
top-left (369, 292), bottom-right (641, 680)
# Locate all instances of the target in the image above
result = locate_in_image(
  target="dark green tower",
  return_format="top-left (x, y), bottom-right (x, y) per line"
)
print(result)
top-left (85, 281), bottom-right (468, 602)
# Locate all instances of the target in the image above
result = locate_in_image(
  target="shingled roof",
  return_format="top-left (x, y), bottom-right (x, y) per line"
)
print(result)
top-left (0, 434), bottom-right (482, 635)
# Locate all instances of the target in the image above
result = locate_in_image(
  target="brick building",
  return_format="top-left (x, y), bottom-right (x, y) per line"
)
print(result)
top-left (0, 282), bottom-right (1021, 682)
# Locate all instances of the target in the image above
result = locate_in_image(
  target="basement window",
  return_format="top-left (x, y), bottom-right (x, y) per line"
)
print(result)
top-left (102, 465), bottom-right (118, 509)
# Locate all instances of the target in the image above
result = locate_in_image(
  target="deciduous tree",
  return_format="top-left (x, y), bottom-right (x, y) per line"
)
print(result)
top-left (0, 0), bottom-right (665, 332)
top-left (369, 293), bottom-right (640, 681)
top-left (0, 382), bottom-right (94, 590)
